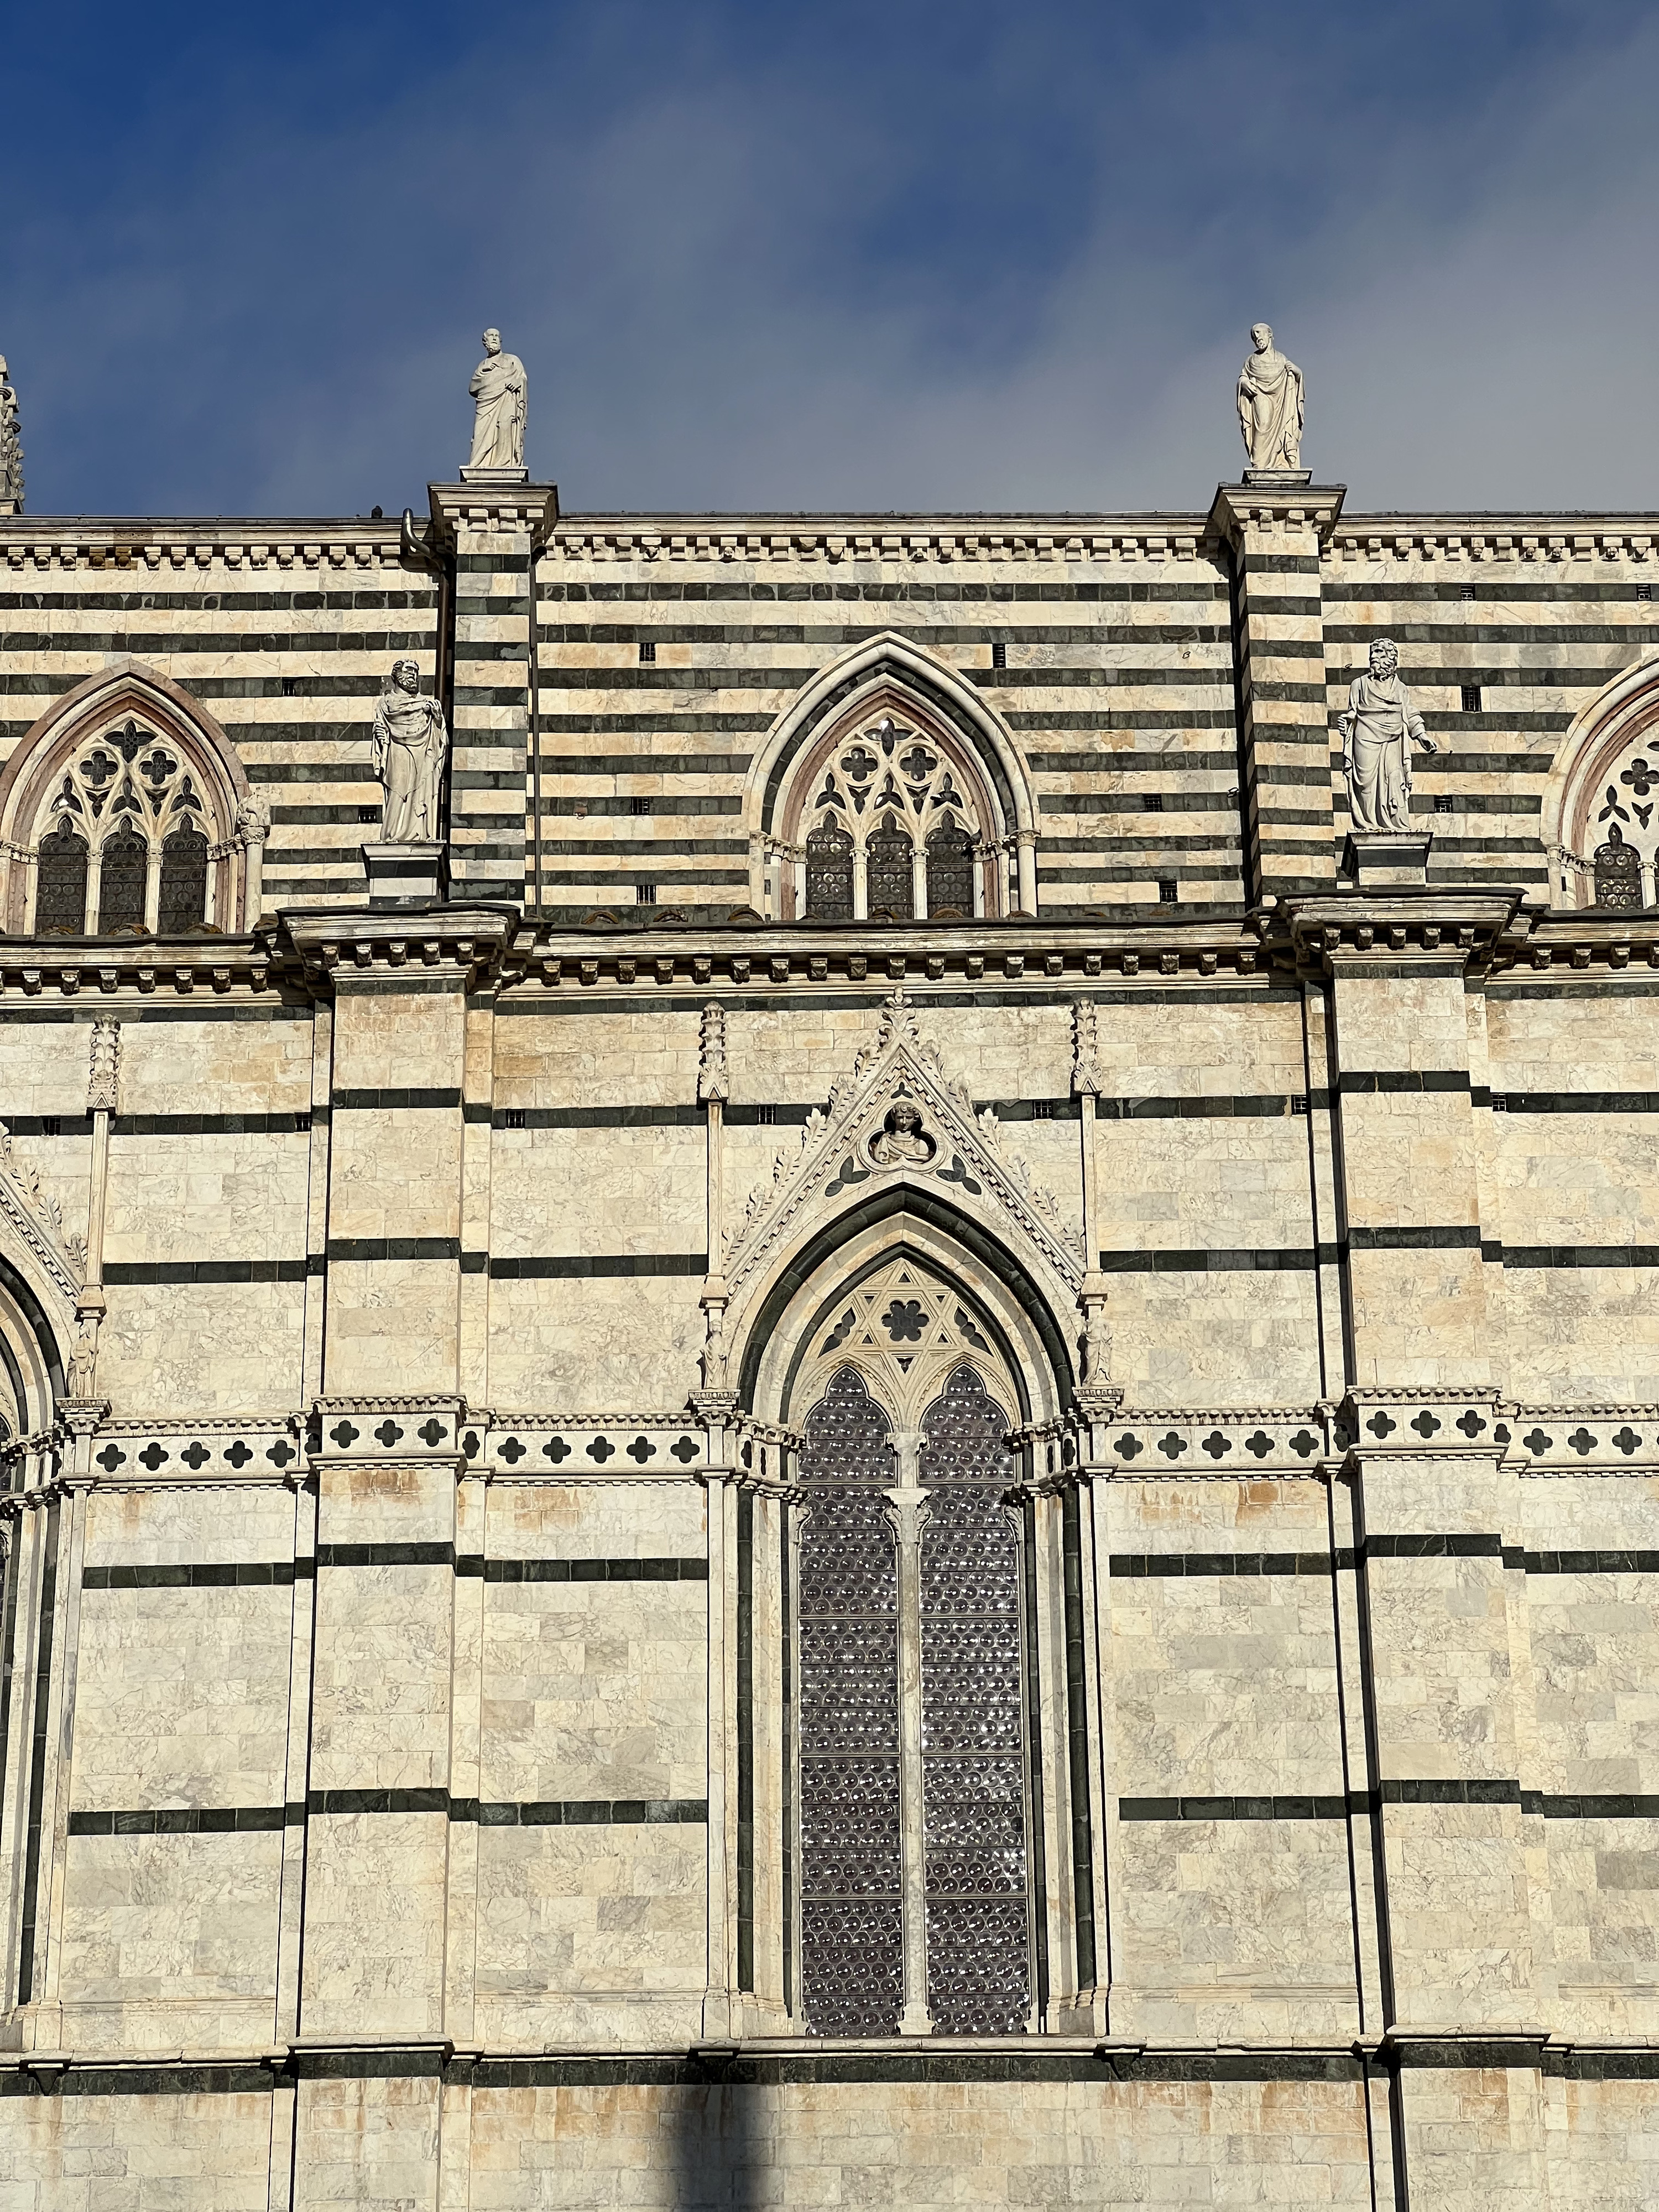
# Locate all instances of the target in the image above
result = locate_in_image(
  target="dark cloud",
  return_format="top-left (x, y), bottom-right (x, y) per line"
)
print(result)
top-left (3, 0), bottom-right (1655, 515)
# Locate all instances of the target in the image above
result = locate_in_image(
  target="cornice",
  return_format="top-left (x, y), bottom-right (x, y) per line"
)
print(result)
top-left (1272, 886), bottom-right (1531, 977)
top-left (1208, 482), bottom-right (1347, 547)
top-left (428, 480), bottom-right (559, 545)
top-left (7, 895), bottom-right (1659, 1000)
top-left (546, 519), bottom-right (1210, 566)
top-left (509, 915), bottom-right (1270, 993)
top-left (0, 518), bottom-right (418, 572)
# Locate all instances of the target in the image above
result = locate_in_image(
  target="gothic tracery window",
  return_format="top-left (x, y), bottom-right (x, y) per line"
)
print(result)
top-left (795, 712), bottom-right (993, 921)
top-left (11, 707), bottom-right (240, 935)
top-left (794, 1263), bottom-right (1033, 2037)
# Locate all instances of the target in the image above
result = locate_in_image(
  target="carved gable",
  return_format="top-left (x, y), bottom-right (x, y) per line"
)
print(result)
top-left (723, 992), bottom-right (1082, 1316)
top-left (0, 1122), bottom-right (83, 1310)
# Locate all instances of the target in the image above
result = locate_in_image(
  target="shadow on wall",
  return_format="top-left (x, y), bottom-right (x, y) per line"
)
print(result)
top-left (672, 2062), bottom-right (768, 2211)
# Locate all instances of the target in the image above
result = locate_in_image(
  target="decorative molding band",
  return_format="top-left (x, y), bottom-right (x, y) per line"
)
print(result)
top-left (67, 1795), bottom-right (708, 1834)
top-left (8, 2038), bottom-right (1657, 2094)
top-left (1119, 1785), bottom-right (1659, 1821)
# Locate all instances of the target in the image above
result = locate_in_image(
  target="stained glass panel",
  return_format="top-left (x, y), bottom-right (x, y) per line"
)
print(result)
top-left (797, 1368), bottom-right (902, 2035)
top-left (919, 1363), bottom-right (1031, 2034)
top-left (926, 818), bottom-right (974, 917)
top-left (35, 822), bottom-right (88, 932)
top-left (805, 815), bottom-right (854, 921)
top-left (97, 824), bottom-right (148, 932)
top-left (867, 818), bottom-right (914, 920)
top-left (158, 822), bottom-right (209, 932)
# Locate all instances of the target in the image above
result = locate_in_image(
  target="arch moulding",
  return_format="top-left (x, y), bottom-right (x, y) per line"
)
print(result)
top-left (1541, 651), bottom-right (1659, 907)
top-left (708, 992), bottom-right (1083, 1431)
top-left (744, 631), bottom-right (1040, 915)
top-left (0, 659), bottom-right (264, 932)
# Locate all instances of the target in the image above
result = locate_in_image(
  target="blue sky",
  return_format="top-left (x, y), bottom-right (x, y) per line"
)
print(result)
top-left (4, 1), bottom-right (1656, 516)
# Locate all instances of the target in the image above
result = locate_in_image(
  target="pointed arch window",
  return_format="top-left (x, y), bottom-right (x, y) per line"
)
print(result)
top-left (35, 821), bottom-right (89, 933)
top-left (0, 671), bottom-right (262, 936)
top-left (779, 705), bottom-right (1004, 921)
top-left (794, 1262), bottom-right (1034, 2037)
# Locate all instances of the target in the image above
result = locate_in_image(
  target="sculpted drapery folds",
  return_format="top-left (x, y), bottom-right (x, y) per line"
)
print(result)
top-left (372, 660), bottom-right (448, 843)
top-left (467, 327), bottom-right (527, 472)
top-left (1338, 637), bottom-right (1440, 833)
top-left (1236, 321), bottom-right (1305, 472)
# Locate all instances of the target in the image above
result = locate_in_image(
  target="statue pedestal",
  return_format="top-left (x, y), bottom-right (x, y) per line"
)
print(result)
top-left (458, 464), bottom-right (529, 486)
top-left (361, 841), bottom-right (447, 907)
top-left (1242, 467), bottom-right (1312, 488)
top-left (1343, 830), bottom-right (1433, 889)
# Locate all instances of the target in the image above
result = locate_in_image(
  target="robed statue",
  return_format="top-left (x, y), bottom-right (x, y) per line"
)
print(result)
top-left (467, 328), bottom-right (527, 473)
top-left (373, 660), bottom-right (448, 843)
top-left (1338, 639), bottom-right (1439, 834)
top-left (1237, 322), bottom-right (1304, 473)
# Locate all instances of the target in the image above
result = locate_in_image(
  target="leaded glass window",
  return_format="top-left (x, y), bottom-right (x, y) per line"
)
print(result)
top-left (805, 817), bottom-right (854, 922)
top-left (792, 1269), bottom-right (1033, 2037)
top-left (158, 822), bottom-right (210, 932)
top-left (919, 1365), bottom-right (1030, 2033)
top-left (925, 818), bottom-right (974, 917)
top-left (35, 821), bottom-right (88, 932)
top-left (782, 707), bottom-right (1009, 919)
top-left (867, 817), bottom-right (914, 920)
top-left (97, 824), bottom-right (148, 933)
top-left (797, 1368), bottom-right (902, 2035)
top-left (1594, 824), bottom-right (1642, 908)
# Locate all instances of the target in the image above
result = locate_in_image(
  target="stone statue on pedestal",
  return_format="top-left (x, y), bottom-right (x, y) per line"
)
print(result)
top-left (0, 356), bottom-right (22, 514)
top-left (467, 328), bottom-right (526, 475)
top-left (1338, 638), bottom-right (1439, 833)
top-left (1237, 324), bottom-right (1304, 474)
top-left (372, 660), bottom-right (448, 843)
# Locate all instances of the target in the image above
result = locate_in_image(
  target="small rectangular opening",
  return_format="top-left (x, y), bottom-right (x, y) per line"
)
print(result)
top-left (755, 1103), bottom-right (776, 1126)
top-left (39, 1116), bottom-right (61, 1139)
top-left (990, 640), bottom-right (1008, 669)
top-left (630, 796), bottom-right (650, 817)
top-left (1030, 1099), bottom-right (1053, 1120)
top-left (1460, 684), bottom-right (1482, 713)
top-left (1640, 585), bottom-right (1653, 602)
top-left (281, 677), bottom-right (299, 697)
top-left (1142, 792), bottom-right (1164, 813)
top-left (1434, 795), bottom-right (1454, 815)
top-left (1460, 586), bottom-right (1475, 601)
top-left (500, 1108), bottom-right (526, 1130)
top-left (1290, 1095), bottom-right (1309, 1117)
top-left (635, 883), bottom-right (657, 905)
top-left (1157, 878), bottom-right (1178, 904)
top-left (638, 640), bottom-right (656, 663)
top-left (358, 807), bottom-right (380, 824)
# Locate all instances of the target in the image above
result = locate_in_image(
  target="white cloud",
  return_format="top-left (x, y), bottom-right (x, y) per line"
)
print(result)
top-left (6, 2), bottom-right (1658, 515)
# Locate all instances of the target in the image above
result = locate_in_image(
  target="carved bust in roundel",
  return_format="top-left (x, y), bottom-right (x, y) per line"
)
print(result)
top-left (868, 1099), bottom-right (936, 1167)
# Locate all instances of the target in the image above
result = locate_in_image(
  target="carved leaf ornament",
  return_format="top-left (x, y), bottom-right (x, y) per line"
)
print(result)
top-left (0, 1123), bottom-right (84, 1305)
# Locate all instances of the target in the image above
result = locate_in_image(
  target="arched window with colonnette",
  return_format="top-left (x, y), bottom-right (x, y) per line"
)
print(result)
top-left (706, 991), bottom-right (1102, 2041)
top-left (0, 661), bottom-right (265, 936)
top-left (1542, 655), bottom-right (1659, 910)
top-left (744, 632), bottom-right (1039, 921)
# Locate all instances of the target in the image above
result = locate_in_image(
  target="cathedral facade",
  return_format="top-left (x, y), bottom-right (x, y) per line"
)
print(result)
top-left (0, 464), bottom-right (1655, 2208)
